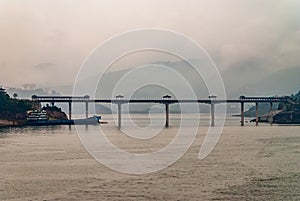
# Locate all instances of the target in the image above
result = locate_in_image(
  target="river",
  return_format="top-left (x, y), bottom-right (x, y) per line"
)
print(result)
top-left (0, 114), bottom-right (299, 200)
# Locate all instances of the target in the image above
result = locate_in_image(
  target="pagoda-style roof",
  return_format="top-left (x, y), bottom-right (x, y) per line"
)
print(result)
top-left (116, 95), bottom-right (124, 99)
top-left (209, 95), bottom-right (217, 99)
top-left (163, 95), bottom-right (172, 99)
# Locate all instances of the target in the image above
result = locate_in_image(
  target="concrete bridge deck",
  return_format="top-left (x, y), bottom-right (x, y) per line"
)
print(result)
top-left (31, 95), bottom-right (291, 128)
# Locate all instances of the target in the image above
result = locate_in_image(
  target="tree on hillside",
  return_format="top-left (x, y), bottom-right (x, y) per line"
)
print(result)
top-left (0, 88), bottom-right (33, 120)
top-left (13, 93), bottom-right (18, 99)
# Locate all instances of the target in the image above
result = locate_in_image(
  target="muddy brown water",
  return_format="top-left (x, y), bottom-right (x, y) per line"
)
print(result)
top-left (0, 115), bottom-right (299, 200)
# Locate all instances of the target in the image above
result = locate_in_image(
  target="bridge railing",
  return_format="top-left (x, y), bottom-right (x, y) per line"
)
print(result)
top-left (31, 95), bottom-right (291, 103)
top-left (239, 96), bottom-right (290, 101)
top-left (31, 95), bottom-right (90, 101)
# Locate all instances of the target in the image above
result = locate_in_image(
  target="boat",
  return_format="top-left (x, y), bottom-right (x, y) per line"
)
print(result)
top-left (26, 110), bottom-right (101, 126)
top-left (27, 110), bottom-right (48, 121)
top-left (73, 115), bottom-right (101, 125)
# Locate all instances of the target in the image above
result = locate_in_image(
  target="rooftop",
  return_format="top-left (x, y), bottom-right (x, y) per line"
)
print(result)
top-left (0, 87), bottom-right (6, 93)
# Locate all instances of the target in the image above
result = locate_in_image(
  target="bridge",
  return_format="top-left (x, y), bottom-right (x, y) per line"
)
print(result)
top-left (31, 95), bottom-right (291, 128)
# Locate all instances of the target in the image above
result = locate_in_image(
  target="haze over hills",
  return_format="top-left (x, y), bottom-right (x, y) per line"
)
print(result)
top-left (5, 86), bottom-right (60, 99)
top-left (7, 61), bottom-right (299, 100)
top-left (238, 67), bottom-right (300, 97)
top-left (43, 59), bottom-right (300, 98)
top-left (4, 59), bottom-right (299, 114)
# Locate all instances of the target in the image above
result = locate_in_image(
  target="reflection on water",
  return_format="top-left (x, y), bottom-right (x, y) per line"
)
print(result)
top-left (0, 114), bottom-right (286, 138)
top-left (0, 125), bottom-right (71, 136)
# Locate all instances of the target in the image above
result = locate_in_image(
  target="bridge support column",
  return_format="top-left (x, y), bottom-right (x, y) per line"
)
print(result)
top-left (269, 102), bottom-right (273, 124)
top-left (210, 103), bottom-right (215, 127)
top-left (241, 102), bottom-right (244, 126)
top-left (118, 103), bottom-right (122, 130)
top-left (165, 104), bottom-right (169, 128)
top-left (85, 101), bottom-right (89, 119)
top-left (68, 102), bottom-right (72, 120)
top-left (255, 102), bottom-right (259, 126)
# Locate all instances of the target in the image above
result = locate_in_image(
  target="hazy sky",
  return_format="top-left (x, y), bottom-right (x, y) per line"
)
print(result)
top-left (0, 0), bottom-right (300, 88)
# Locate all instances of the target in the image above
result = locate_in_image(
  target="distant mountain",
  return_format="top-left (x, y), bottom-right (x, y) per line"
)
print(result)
top-left (226, 67), bottom-right (300, 97)
top-left (247, 67), bottom-right (300, 96)
top-left (67, 59), bottom-right (300, 99)
top-left (95, 104), bottom-right (112, 114)
top-left (74, 59), bottom-right (211, 99)
top-left (244, 103), bottom-right (279, 117)
top-left (40, 57), bottom-right (299, 99)
top-left (6, 87), bottom-right (60, 99)
top-left (245, 90), bottom-right (300, 123)
top-left (221, 59), bottom-right (275, 97)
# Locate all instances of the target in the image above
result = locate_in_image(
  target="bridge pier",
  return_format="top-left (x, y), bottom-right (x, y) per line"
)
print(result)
top-left (255, 102), bottom-right (259, 126)
top-left (85, 101), bottom-right (89, 119)
top-left (32, 95), bottom-right (289, 128)
top-left (165, 103), bottom-right (169, 128)
top-left (269, 102), bottom-right (273, 124)
top-left (68, 102), bottom-right (72, 120)
top-left (115, 95), bottom-right (125, 130)
top-left (210, 103), bottom-right (215, 127)
top-left (241, 102), bottom-right (244, 126)
top-left (117, 103), bottom-right (122, 130)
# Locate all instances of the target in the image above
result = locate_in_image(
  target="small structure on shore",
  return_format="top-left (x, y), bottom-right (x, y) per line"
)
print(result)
top-left (0, 87), bottom-right (6, 94)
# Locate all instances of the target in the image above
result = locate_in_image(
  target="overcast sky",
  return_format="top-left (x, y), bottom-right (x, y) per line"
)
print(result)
top-left (0, 0), bottom-right (300, 89)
